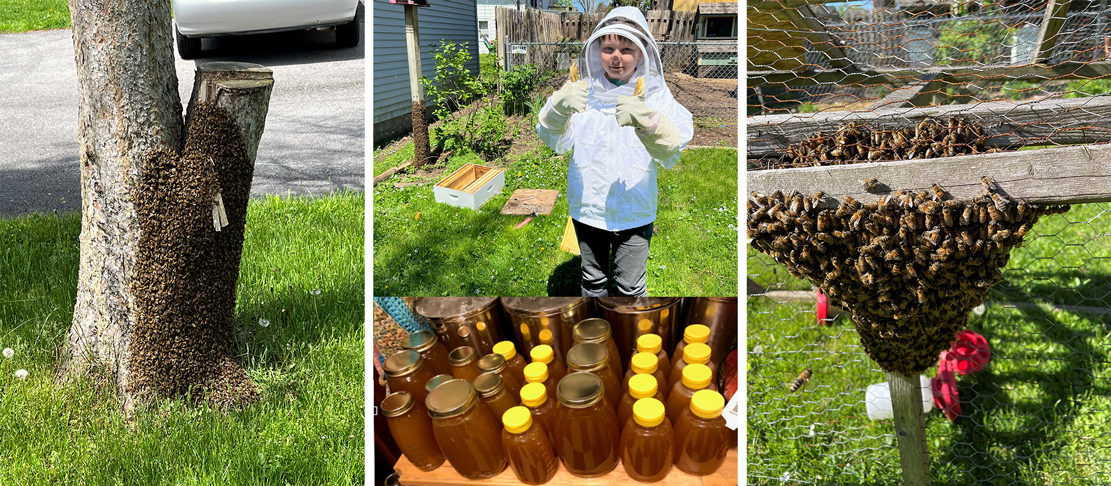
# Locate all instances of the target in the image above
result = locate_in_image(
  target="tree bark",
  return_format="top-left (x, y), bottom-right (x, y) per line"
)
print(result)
top-left (60, 0), bottom-right (273, 412)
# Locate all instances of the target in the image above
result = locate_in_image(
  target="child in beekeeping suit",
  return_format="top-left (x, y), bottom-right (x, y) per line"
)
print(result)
top-left (536, 7), bottom-right (694, 297)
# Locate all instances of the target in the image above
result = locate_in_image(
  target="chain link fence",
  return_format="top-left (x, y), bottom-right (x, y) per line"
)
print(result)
top-left (506, 40), bottom-right (738, 121)
top-left (749, 2), bottom-right (1111, 484)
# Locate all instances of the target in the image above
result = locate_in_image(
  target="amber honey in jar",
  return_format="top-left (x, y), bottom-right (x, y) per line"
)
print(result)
top-left (494, 340), bottom-right (529, 386)
top-left (673, 389), bottom-right (731, 475)
top-left (620, 398), bottom-right (674, 482)
top-left (573, 318), bottom-right (625, 378)
top-left (523, 362), bottom-right (559, 404)
top-left (672, 324), bottom-right (710, 365)
top-left (623, 352), bottom-right (669, 401)
top-left (384, 350), bottom-right (439, 407)
top-left (667, 342), bottom-right (716, 393)
top-left (530, 344), bottom-right (566, 385)
top-left (636, 334), bottom-right (670, 385)
top-left (566, 342), bottom-right (623, 416)
top-left (426, 379), bottom-right (508, 479)
top-left (501, 406), bottom-right (560, 485)
top-left (424, 374), bottom-right (454, 395)
top-left (520, 382), bottom-right (559, 447)
top-left (555, 372), bottom-right (621, 477)
top-left (666, 363), bottom-right (717, 426)
top-left (618, 374), bottom-right (665, 433)
top-left (403, 330), bottom-right (453, 377)
top-left (381, 391), bottom-right (445, 472)
top-left (448, 346), bottom-right (482, 382)
top-left (478, 353), bottom-right (524, 399)
top-left (475, 372), bottom-right (520, 421)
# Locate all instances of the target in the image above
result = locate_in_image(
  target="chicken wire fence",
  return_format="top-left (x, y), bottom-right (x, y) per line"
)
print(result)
top-left (748, 1), bottom-right (1111, 484)
top-left (504, 40), bottom-right (739, 120)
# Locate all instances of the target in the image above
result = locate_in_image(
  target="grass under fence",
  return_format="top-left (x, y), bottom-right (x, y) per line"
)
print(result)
top-left (373, 143), bottom-right (738, 296)
top-left (0, 192), bottom-right (364, 485)
top-left (747, 203), bottom-right (1111, 485)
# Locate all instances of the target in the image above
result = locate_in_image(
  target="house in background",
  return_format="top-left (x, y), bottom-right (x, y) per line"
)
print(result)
top-left (476, 0), bottom-right (556, 54)
top-left (373, 0), bottom-right (480, 142)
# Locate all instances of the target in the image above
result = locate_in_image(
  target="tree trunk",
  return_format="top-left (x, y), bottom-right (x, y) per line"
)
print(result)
top-left (60, 0), bottom-right (273, 411)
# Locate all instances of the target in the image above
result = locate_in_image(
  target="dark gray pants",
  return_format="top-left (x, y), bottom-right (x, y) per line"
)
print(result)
top-left (572, 220), bottom-right (653, 297)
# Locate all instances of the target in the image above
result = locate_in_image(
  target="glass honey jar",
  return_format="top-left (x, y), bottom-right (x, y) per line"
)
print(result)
top-left (618, 374), bottom-right (666, 432)
top-left (426, 379), bottom-right (508, 479)
top-left (673, 389), bottom-right (731, 475)
top-left (478, 353), bottom-right (524, 399)
top-left (636, 334), bottom-right (670, 385)
top-left (474, 372), bottom-right (519, 421)
top-left (566, 342), bottom-right (623, 416)
top-left (523, 361), bottom-right (558, 404)
top-left (520, 382), bottom-right (559, 447)
top-left (403, 330), bottom-right (453, 377)
top-left (381, 391), bottom-right (445, 472)
top-left (619, 398), bottom-right (674, 482)
top-left (424, 374), bottom-right (454, 396)
top-left (666, 363), bottom-right (717, 426)
top-left (383, 350), bottom-right (439, 407)
top-left (623, 352), bottom-right (669, 401)
top-left (573, 318), bottom-right (625, 378)
top-left (555, 372), bottom-right (620, 477)
top-left (494, 340), bottom-right (529, 387)
top-left (501, 406), bottom-right (560, 485)
top-left (667, 342), bottom-right (716, 393)
top-left (530, 344), bottom-right (566, 385)
top-left (448, 346), bottom-right (482, 382)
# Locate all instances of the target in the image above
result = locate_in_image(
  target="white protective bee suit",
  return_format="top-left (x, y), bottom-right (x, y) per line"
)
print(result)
top-left (536, 7), bottom-right (695, 232)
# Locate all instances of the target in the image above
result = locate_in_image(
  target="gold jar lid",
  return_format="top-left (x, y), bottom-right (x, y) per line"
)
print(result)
top-left (556, 372), bottom-right (605, 408)
top-left (447, 346), bottom-right (476, 366)
top-left (566, 342), bottom-right (609, 373)
top-left (477, 353), bottom-right (508, 374)
top-left (380, 391), bottom-right (416, 418)
top-left (473, 372), bottom-right (504, 397)
top-left (572, 318), bottom-right (612, 343)
top-left (425, 374), bottom-right (454, 394)
top-left (403, 330), bottom-right (440, 353)
top-left (383, 350), bottom-right (424, 377)
top-left (425, 379), bottom-right (480, 419)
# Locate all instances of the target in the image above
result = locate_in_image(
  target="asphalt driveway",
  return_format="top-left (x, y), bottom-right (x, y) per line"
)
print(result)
top-left (0, 17), bottom-right (364, 217)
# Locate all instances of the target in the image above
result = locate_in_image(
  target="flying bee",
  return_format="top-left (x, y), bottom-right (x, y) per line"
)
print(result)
top-left (789, 368), bottom-right (813, 393)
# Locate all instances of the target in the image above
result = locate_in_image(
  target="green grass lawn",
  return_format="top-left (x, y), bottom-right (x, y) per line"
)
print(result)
top-left (747, 203), bottom-right (1111, 485)
top-left (373, 144), bottom-right (738, 296)
top-left (0, 0), bottom-right (70, 33)
top-left (0, 192), bottom-right (364, 485)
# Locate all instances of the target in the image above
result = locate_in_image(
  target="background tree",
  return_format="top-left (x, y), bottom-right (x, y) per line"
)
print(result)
top-left (60, 0), bottom-right (273, 411)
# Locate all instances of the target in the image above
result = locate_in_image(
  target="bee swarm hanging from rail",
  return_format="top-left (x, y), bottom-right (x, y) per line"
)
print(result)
top-left (747, 181), bottom-right (1070, 375)
top-left (761, 117), bottom-right (1001, 170)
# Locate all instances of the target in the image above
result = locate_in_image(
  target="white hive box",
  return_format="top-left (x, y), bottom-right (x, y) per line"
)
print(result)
top-left (433, 163), bottom-right (505, 210)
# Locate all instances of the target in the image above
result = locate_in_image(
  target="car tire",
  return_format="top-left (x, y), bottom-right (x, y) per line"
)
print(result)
top-left (176, 25), bottom-right (203, 59)
top-left (335, 3), bottom-right (362, 49)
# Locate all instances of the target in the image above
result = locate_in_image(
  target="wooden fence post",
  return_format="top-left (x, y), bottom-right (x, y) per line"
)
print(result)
top-left (888, 372), bottom-right (932, 485)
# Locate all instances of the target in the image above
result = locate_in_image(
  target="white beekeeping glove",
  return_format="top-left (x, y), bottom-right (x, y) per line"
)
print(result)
top-left (540, 79), bottom-right (589, 134)
top-left (616, 78), bottom-right (682, 161)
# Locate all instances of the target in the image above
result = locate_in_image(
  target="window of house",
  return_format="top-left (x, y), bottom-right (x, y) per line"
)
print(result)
top-left (479, 21), bottom-right (489, 31)
top-left (703, 16), bottom-right (735, 38)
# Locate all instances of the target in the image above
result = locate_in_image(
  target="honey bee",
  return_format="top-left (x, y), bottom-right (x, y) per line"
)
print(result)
top-left (861, 272), bottom-right (876, 286)
top-left (849, 209), bottom-right (866, 230)
top-left (860, 178), bottom-right (881, 192)
top-left (906, 263), bottom-right (918, 278)
top-left (816, 232), bottom-right (837, 244)
top-left (991, 229), bottom-right (1012, 242)
top-left (884, 250), bottom-right (903, 261)
top-left (790, 192), bottom-right (805, 214)
top-left (931, 183), bottom-right (948, 201)
top-left (789, 368), bottom-right (813, 393)
top-left (961, 205), bottom-right (974, 226)
top-left (1014, 223), bottom-right (1031, 239)
top-left (916, 287), bottom-right (927, 304)
top-left (980, 176), bottom-right (995, 193)
top-left (768, 221), bottom-right (786, 233)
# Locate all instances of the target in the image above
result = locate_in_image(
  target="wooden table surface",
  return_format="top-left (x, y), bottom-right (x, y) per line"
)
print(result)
top-left (393, 447), bottom-right (739, 486)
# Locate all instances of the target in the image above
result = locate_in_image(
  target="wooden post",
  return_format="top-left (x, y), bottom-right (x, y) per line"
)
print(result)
top-left (888, 372), bottom-right (932, 486)
top-left (404, 4), bottom-right (431, 167)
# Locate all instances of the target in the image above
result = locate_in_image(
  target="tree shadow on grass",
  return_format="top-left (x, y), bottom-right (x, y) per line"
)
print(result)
top-left (547, 257), bottom-right (580, 296)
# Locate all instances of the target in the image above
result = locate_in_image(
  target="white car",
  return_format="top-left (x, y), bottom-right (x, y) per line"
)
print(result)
top-left (173, 0), bottom-right (362, 59)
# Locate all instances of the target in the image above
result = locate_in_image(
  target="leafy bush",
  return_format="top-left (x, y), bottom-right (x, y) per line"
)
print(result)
top-left (501, 63), bottom-right (538, 116)
top-left (934, 18), bottom-right (1015, 66)
top-left (1064, 79), bottom-right (1111, 98)
top-left (471, 104), bottom-right (508, 159)
top-left (422, 40), bottom-right (507, 159)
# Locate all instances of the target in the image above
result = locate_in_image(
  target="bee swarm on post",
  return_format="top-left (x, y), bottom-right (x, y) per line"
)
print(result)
top-left (764, 117), bottom-right (999, 170)
top-left (747, 181), bottom-right (1070, 375)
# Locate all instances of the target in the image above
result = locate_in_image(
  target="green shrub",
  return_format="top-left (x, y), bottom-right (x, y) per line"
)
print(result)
top-left (934, 18), bottom-right (1015, 67)
top-left (501, 64), bottom-right (538, 116)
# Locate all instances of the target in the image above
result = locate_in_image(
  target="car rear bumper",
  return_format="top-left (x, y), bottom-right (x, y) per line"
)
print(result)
top-left (175, 0), bottom-right (358, 37)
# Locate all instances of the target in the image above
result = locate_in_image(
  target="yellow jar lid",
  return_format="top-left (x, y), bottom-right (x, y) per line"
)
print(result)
top-left (524, 362), bottom-right (549, 383)
top-left (683, 343), bottom-right (712, 365)
top-left (637, 334), bottom-right (662, 354)
top-left (633, 398), bottom-right (666, 427)
top-left (681, 363), bottom-right (713, 389)
top-left (502, 406), bottom-right (533, 434)
top-left (637, 318), bottom-right (653, 332)
top-left (690, 389), bottom-right (725, 419)
top-left (630, 352), bottom-right (658, 374)
top-left (530, 344), bottom-right (554, 364)
top-left (520, 382), bottom-right (548, 407)
top-left (628, 374), bottom-right (657, 399)
top-left (493, 341), bottom-right (518, 360)
top-left (539, 329), bottom-right (554, 345)
top-left (684, 325), bottom-right (711, 345)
